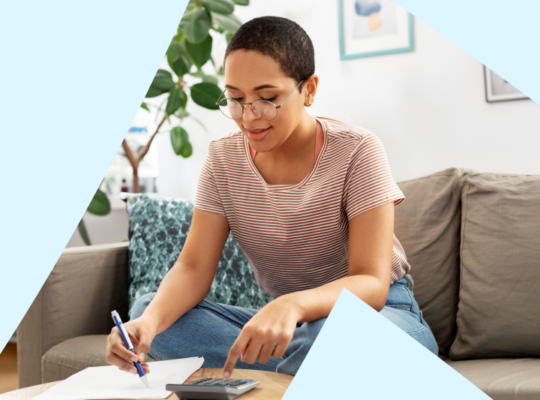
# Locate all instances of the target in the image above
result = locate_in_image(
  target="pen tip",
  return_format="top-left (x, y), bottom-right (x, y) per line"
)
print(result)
top-left (141, 375), bottom-right (149, 388)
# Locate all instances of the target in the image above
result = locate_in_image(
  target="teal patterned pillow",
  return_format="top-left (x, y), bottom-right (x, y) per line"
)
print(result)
top-left (122, 193), bottom-right (273, 316)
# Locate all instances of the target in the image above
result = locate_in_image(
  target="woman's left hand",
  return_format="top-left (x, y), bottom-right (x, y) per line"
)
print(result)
top-left (223, 295), bottom-right (302, 378)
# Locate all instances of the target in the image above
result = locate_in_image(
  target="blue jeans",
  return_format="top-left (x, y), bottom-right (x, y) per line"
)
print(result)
top-left (131, 274), bottom-right (438, 376)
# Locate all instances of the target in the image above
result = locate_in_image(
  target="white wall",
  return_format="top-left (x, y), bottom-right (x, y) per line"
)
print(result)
top-left (156, 0), bottom-right (540, 200)
top-left (66, 209), bottom-right (128, 247)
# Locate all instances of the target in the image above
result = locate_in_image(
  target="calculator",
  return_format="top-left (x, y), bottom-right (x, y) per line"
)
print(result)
top-left (166, 377), bottom-right (260, 400)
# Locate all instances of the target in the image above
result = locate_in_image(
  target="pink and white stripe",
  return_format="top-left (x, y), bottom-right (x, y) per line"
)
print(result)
top-left (195, 116), bottom-right (410, 298)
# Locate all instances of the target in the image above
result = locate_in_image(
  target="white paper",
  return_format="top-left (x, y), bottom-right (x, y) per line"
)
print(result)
top-left (33, 357), bottom-right (204, 400)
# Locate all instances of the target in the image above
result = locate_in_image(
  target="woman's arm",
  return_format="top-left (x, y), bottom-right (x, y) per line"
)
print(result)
top-left (285, 200), bottom-right (394, 320)
top-left (105, 208), bottom-right (230, 373)
top-left (223, 201), bottom-right (395, 376)
top-left (142, 208), bottom-right (231, 332)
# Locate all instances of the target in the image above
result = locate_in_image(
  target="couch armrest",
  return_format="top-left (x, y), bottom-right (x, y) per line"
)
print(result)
top-left (17, 241), bottom-right (129, 388)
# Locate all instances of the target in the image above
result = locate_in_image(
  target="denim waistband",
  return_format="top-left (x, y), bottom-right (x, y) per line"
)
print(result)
top-left (393, 273), bottom-right (414, 291)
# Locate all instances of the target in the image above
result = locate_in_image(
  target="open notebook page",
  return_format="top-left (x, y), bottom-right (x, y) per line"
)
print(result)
top-left (33, 357), bottom-right (204, 400)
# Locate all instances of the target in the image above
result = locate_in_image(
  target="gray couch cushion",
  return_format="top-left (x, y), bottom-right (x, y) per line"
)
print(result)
top-left (444, 357), bottom-right (540, 400)
top-left (42, 335), bottom-right (154, 383)
top-left (395, 168), bottom-right (469, 355)
top-left (450, 172), bottom-right (540, 360)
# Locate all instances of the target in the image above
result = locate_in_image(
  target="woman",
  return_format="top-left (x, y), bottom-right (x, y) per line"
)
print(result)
top-left (105, 16), bottom-right (438, 378)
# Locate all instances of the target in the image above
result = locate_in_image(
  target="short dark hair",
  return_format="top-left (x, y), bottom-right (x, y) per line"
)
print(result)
top-left (224, 16), bottom-right (315, 93)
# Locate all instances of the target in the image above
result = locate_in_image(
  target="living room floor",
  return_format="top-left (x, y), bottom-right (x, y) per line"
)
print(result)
top-left (0, 343), bottom-right (18, 394)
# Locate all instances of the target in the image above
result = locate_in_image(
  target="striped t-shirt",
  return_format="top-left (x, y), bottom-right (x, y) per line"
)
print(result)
top-left (195, 116), bottom-right (410, 298)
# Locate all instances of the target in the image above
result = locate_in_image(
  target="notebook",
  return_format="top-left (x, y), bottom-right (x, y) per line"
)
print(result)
top-left (33, 357), bottom-right (204, 400)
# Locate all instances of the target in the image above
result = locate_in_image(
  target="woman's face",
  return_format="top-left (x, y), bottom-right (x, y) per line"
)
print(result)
top-left (223, 49), bottom-right (309, 153)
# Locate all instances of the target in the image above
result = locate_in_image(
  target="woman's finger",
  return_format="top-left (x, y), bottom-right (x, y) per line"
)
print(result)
top-left (242, 332), bottom-right (267, 365)
top-left (257, 341), bottom-right (275, 364)
top-left (141, 363), bottom-right (151, 374)
top-left (107, 353), bottom-right (138, 374)
top-left (271, 335), bottom-right (291, 359)
top-left (127, 326), bottom-right (153, 362)
top-left (111, 338), bottom-right (139, 363)
top-left (223, 332), bottom-right (251, 378)
top-left (109, 328), bottom-right (138, 360)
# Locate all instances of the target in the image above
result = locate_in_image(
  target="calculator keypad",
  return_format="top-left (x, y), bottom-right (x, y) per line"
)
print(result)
top-left (186, 378), bottom-right (251, 387)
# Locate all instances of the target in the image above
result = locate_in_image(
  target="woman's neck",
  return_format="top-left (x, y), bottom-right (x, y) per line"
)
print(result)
top-left (251, 112), bottom-right (320, 186)
top-left (265, 111), bottom-right (318, 162)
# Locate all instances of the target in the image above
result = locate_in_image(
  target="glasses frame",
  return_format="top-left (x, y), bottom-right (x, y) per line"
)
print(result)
top-left (215, 80), bottom-right (304, 121)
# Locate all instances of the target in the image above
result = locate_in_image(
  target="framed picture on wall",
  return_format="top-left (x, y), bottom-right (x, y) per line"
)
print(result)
top-left (338, 0), bottom-right (414, 60)
top-left (484, 66), bottom-right (529, 103)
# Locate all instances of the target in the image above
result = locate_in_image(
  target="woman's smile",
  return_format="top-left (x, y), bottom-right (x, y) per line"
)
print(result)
top-left (246, 126), bottom-right (272, 141)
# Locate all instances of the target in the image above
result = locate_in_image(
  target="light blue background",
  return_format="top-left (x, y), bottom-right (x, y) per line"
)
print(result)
top-left (2, 0), bottom-right (538, 395)
top-left (0, 0), bottom-right (187, 351)
top-left (392, 0), bottom-right (540, 105)
top-left (283, 289), bottom-right (490, 399)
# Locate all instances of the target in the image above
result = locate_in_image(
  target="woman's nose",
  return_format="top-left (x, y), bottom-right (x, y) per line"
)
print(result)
top-left (242, 104), bottom-right (260, 122)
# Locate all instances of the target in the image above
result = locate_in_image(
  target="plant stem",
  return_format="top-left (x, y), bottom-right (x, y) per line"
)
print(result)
top-left (132, 168), bottom-right (140, 194)
top-left (122, 114), bottom-right (168, 193)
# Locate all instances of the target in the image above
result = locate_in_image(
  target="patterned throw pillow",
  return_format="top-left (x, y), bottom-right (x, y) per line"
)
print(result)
top-left (121, 193), bottom-right (273, 316)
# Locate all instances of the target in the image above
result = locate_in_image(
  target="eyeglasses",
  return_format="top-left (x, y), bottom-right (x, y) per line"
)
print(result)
top-left (215, 80), bottom-right (304, 121)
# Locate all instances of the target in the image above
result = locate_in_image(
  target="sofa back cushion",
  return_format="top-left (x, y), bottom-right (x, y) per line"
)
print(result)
top-left (395, 168), bottom-right (467, 356)
top-left (122, 193), bottom-right (273, 316)
top-left (449, 172), bottom-right (540, 359)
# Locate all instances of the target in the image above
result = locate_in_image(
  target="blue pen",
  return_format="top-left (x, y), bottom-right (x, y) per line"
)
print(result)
top-left (111, 310), bottom-right (149, 387)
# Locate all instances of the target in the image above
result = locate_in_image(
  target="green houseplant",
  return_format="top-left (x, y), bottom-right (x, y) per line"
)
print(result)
top-left (122, 0), bottom-right (249, 193)
top-left (78, 182), bottom-right (111, 246)
top-left (78, 0), bottom-right (248, 245)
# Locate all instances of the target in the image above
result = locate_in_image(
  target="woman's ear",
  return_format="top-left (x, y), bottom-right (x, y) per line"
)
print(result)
top-left (303, 74), bottom-right (319, 107)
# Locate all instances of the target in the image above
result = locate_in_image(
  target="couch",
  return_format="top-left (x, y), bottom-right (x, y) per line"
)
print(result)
top-left (17, 168), bottom-right (540, 399)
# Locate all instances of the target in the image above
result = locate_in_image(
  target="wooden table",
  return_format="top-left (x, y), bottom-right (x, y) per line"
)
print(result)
top-left (0, 369), bottom-right (293, 400)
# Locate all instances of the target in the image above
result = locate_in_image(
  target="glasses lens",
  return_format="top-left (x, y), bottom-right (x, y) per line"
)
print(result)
top-left (218, 99), bottom-right (242, 119)
top-left (252, 100), bottom-right (277, 121)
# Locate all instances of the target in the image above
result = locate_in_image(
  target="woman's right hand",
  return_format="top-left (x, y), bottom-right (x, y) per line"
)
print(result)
top-left (105, 314), bottom-right (158, 375)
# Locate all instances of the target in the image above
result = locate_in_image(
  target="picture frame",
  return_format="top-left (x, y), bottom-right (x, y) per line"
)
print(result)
top-left (484, 66), bottom-right (529, 103)
top-left (338, 0), bottom-right (415, 60)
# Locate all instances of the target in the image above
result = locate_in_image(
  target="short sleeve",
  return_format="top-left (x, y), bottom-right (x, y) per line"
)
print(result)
top-left (343, 133), bottom-right (405, 221)
top-left (194, 152), bottom-right (226, 217)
